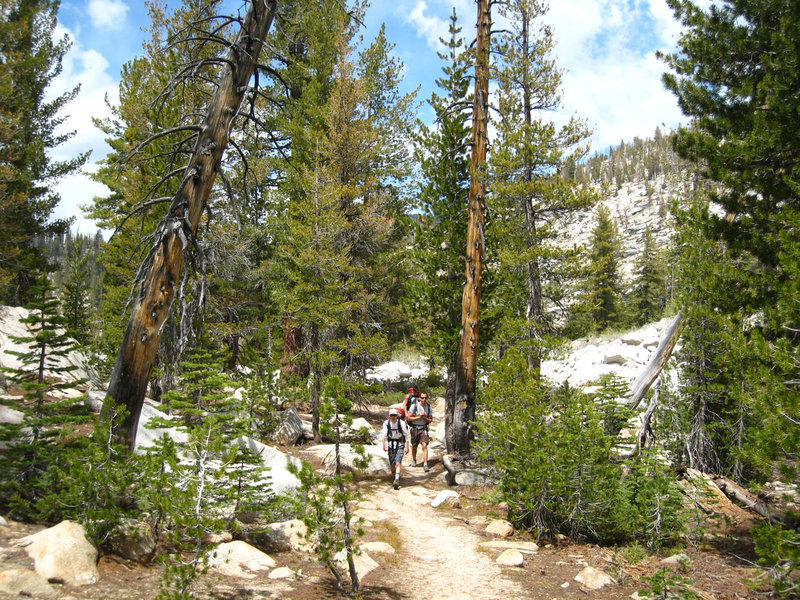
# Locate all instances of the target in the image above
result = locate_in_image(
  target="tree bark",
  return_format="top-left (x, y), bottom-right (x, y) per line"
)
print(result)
top-left (104, 0), bottom-right (279, 451)
top-left (446, 0), bottom-right (491, 456)
top-left (281, 312), bottom-right (308, 378)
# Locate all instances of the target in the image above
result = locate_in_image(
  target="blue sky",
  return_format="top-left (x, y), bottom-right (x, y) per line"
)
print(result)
top-left (49, 0), bottom-right (688, 233)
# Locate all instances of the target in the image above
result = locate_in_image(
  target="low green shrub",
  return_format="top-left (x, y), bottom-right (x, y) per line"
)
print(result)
top-left (476, 348), bottom-right (685, 547)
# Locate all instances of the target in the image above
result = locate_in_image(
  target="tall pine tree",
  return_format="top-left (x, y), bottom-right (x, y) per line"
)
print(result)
top-left (412, 8), bottom-right (472, 369)
top-left (489, 0), bottom-right (594, 373)
top-left (662, 0), bottom-right (800, 480)
top-left (587, 205), bottom-right (622, 331)
top-left (662, 3), bottom-right (800, 587)
top-left (0, 0), bottom-right (88, 304)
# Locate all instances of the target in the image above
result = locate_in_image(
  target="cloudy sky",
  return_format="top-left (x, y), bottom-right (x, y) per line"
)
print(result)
top-left (50, 0), bottom-right (689, 233)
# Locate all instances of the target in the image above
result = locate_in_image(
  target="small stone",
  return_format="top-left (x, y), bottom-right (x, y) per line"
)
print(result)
top-left (17, 521), bottom-right (99, 586)
top-left (574, 566), bottom-right (615, 590)
top-left (359, 541), bottom-right (395, 554)
top-left (561, 582), bottom-right (570, 588)
top-left (335, 550), bottom-right (379, 580)
top-left (268, 567), bottom-right (295, 580)
top-left (206, 541), bottom-right (275, 579)
top-left (485, 519), bottom-right (515, 537)
top-left (431, 490), bottom-right (460, 509)
top-left (108, 519), bottom-right (156, 561)
top-left (495, 548), bottom-right (524, 566)
top-left (0, 516), bottom-right (7, 527)
top-left (660, 553), bottom-right (690, 565)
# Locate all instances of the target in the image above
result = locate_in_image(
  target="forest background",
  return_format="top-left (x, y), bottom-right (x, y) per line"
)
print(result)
top-left (0, 0), bottom-right (799, 598)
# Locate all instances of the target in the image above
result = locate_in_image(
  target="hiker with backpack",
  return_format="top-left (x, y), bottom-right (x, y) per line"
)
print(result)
top-left (381, 408), bottom-right (409, 489)
top-left (407, 391), bottom-right (433, 471)
top-left (399, 384), bottom-right (420, 420)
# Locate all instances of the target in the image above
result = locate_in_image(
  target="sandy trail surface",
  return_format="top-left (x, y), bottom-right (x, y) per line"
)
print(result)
top-left (360, 461), bottom-right (526, 600)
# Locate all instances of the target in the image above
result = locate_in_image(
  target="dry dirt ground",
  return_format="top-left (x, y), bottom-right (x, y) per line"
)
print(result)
top-left (0, 406), bottom-right (771, 600)
top-left (0, 459), bottom-right (767, 600)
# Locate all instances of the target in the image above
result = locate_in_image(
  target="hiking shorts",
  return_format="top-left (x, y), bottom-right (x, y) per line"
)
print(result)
top-left (410, 427), bottom-right (429, 446)
top-left (387, 444), bottom-right (405, 467)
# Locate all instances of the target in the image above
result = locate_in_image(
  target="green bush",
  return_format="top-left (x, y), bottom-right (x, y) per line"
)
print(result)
top-left (476, 348), bottom-right (685, 547)
top-left (752, 522), bottom-right (800, 596)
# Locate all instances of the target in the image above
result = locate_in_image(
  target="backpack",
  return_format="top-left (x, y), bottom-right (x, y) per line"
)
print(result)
top-left (386, 418), bottom-right (405, 442)
top-left (405, 394), bottom-right (420, 416)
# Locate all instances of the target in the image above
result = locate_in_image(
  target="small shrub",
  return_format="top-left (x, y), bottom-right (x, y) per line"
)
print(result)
top-left (638, 568), bottom-right (696, 599)
top-left (751, 522), bottom-right (800, 597)
top-left (476, 348), bottom-right (685, 547)
top-left (623, 541), bottom-right (648, 564)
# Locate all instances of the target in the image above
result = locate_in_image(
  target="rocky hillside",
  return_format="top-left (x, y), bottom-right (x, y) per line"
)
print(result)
top-left (563, 131), bottom-right (697, 280)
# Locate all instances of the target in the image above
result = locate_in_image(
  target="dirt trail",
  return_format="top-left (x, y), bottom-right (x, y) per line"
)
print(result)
top-left (359, 464), bottom-right (526, 600)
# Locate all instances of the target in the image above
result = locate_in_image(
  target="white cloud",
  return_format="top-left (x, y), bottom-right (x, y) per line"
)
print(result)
top-left (545, 0), bottom-right (687, 153)
top-left (87, 0), bottom-right (129, 31)
top-left (403, 0), bottom-right (472, 51)
top-left (48, 24), bottom-right (117, 233)
top-left (406, 1), bottom-right (449, 51)
top-left (647, 0), bottom-right (684, 48)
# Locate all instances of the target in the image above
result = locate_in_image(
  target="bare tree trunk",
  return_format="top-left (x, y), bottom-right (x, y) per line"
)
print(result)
top-left (447, 0), bottom-right (491, 456)
top-left (626, 311), bottom-right (684, 410)
top-left (104, 0), bottom-right (279, 451)
top-left (281, 312), bottom-right (308, 378)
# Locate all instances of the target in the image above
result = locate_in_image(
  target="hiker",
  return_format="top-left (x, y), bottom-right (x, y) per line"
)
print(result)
top-left (381, 408), bottom-right (409, 489)
top-left (400, 384), bottom-right (420, 420)
top-left (407, 391), bottom-right (433, 471)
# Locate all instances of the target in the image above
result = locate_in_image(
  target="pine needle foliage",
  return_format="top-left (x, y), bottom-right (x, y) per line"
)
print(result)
top-left (0, 278), bottom-right (91, 517)
top-left (477, 349), bottom-right (684, 547)
top-left (587, 205), bottom-right (623, 331)
top-left (0, 0), bottom-right (89, 304)
top-left (488, 0), bottom-right (596, 372)
top-left (411, 8), bottom-right (472, 367)
top-left (290, 375), bottom-right (369, 593)
top-left (139, 345), bottom-right (273, 600)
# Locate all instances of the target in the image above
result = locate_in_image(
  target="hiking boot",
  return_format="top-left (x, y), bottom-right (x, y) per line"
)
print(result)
top-left (411, 461), bottom-right (417, 467)
top-left (393, 479), bottom-right (400, 490)
top-left (424, 463), bottom-right (430, 472)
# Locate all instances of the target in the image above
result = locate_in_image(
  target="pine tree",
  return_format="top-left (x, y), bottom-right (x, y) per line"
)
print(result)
top-left (274, 26), bottom-right (411, 439)
top-left (0, 0), bottom-right (89, 304)
top-left (587, 206), bottom-right (622, 331)
top-left (662, 0), bottom-right (800, 479)
top-left (662, 2), bottom-right (800, 585)
top-left (61, 239), bottom-right (92, 346)
top-left (629, 226), bottom-right (668, 325)
top-left (672, 199), bottom-right (764, 480)
top-left (477, 348), bottom-right (684, 546)
top-left (142, 344), bottom-right (270, 600)
top-left (412, 8), bottom-right (472, 368)
top-left (0, 278), bottom-right (90, 516)
top-left (489, 0), bottom-right (594, 373)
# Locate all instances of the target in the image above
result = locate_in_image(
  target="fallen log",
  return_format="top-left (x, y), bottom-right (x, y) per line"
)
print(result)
top-left (626, 311), bottom-right (684, 411)
top-left (680, 468), bottom-right (761, 526)
top-left (710, 474), bottom-right (774, 522)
